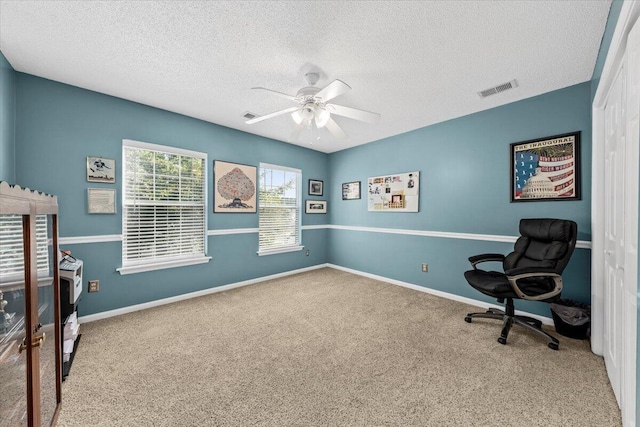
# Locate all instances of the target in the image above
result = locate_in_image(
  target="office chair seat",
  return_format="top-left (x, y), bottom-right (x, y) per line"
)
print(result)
top-left (464, 269), bottom-right (559, 301)
top-left (464, 270), bottom-right (513, 298)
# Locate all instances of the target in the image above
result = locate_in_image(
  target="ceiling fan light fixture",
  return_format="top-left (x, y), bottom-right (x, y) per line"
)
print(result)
top-left (293, 106), bottom-right (314, 127)
top-left (291, 110), bottom-right (303, 124)
top-left (315, 107), bottom-right (330, 128)
top-left (301, 105), bottom-right (315, 122)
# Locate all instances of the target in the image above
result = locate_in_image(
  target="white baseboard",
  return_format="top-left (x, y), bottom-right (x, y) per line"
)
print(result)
top-left (79, 263), bottom-right (329, 324)
top-left (326, 263), bottom-right (554, 325)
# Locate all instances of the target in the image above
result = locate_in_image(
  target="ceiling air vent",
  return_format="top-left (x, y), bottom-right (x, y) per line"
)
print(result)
top-left (478, 80), bottom-right (518, 98)
top-left (243, 112), bottom-right (257, 120)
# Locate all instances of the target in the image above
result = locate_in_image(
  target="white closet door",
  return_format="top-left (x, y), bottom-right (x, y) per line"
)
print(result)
top-left (603, 62), bottom-right (625, 407)
top-left (621, 15), bottom-right (639, 427)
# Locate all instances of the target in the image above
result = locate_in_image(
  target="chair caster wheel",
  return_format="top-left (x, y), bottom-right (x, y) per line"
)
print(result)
top-left (464, 316), bottom-right (472, 323)
top-left (497, 337), bottom-right (507, 345)
top-left (548, 342), bottom-right (559, 351)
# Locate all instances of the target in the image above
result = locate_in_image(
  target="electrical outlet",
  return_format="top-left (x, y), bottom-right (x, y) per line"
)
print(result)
top-left (421, 263), bottom-right (428, 273)
top-left (88, 280), bottom-right (100, 292)
top-left (305, 250), bottom-right (310, 256)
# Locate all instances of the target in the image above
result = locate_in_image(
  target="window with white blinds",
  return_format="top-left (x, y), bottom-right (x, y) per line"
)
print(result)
top-left (258, 163), bottom-right (302, 256)
top-left (0, 215), bottom-right (49, 282)
top-left (121, 140), bottom-right (208, 273)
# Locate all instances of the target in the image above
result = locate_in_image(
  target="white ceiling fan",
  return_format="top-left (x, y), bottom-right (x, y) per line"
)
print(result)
top-left (246, 72), bottom-right (380, 142)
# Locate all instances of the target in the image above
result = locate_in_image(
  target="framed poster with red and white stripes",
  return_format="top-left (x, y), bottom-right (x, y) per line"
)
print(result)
top-left (510, 131), bottom-right (581, 203)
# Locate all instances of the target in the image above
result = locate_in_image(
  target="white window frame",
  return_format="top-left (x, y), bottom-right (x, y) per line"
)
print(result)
top-left (117, 139), bottom-right (210, 275)
top-left (257, 162), bottom-right (303, 256)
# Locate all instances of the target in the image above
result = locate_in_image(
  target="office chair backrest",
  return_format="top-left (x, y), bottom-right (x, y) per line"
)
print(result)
top-left (504, 218), bottom-right (578, 274)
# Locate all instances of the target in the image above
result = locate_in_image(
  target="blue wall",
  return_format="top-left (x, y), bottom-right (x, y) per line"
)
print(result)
top-left (14, 73), bottom-right (329, 315)
top-left (12, 74), bottom-right (594, 319)
top-left (328, 82), bottom-right (592, 317)
top-left (0, 52), bottom-right (16, 183)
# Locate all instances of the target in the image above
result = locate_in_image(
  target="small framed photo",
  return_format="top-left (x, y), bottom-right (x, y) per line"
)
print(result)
top-left (308, 179), bottom-right (323, 196)
top-left (305, 200), bottom-right (327, 214)
top-left (342, 181), bottom-right (361, 200)
top-left (510, 131), bottom-right (581, 202)
top-left (87, 156), bottom-right (116, 183)
top-left (87, 188), bottom-right (116, 214)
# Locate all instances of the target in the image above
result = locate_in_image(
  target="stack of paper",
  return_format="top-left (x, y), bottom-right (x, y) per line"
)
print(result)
top-left (64, 322), bottom-right (80, 341)
top-left (63, 312), bottom-right (80, 362)
top-left (64, 312), bottom-right (77, 330)
top-left (63, 339), bottom-right (74, 362)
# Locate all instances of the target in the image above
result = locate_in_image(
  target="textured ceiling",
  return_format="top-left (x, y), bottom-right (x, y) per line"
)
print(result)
top-left (0, 1), bottom-right (611, 153)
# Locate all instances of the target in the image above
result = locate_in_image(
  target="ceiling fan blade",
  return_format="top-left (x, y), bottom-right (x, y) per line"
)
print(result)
top-left (316, 79), bottom-right (351, 102)
top-left (251, 87), bottom-right (299, 101)
top-left (324, 117), bottom-right (348, 140)
top-left (326, 104), bottom-right (381, 124)
top-left (289, 122), bottom-right (304, 142)
top-left (246, 106), bottom-right (300, 124)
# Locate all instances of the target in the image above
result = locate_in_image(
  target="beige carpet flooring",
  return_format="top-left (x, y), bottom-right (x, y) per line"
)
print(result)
top-left (57, 268), bottom-right (621, 426)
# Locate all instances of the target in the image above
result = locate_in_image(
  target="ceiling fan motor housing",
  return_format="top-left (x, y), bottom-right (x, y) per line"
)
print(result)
top-left (304, 72), bottom-right (320, 86)
top-left (296, 86), bottom-right (321, 100)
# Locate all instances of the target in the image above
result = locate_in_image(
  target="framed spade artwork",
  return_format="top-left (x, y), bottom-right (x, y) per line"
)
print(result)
top-left (214, 160), bottom-right (257, 213)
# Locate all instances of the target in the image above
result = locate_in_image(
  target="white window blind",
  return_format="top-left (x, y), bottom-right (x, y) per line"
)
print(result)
top-left (258, 163), bottom-right (302, 255)
top-left (0, 215), bottom-right (49, 282)
top-left (122, 140), bottom-right (207, 269)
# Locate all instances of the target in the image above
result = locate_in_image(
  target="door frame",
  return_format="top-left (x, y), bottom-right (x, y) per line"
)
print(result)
top-left (592, 1), bottom-right (639, 426)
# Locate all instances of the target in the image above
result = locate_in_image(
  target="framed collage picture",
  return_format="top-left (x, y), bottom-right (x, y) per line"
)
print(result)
top-left (367, 171), bottom-right (419, 212)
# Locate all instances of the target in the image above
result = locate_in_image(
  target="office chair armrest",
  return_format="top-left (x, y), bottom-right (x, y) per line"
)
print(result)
top-left (468, 253), bottom-right (505, 269)
top-left (505, 268), bottom-right (563, 301)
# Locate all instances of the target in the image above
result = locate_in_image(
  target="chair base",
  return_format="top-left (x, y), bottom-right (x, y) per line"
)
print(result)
top-left (464, 298), bottom-right (559, 350)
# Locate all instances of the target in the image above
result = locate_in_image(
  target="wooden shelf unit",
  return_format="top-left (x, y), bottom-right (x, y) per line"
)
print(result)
top-left (0, 182), bottom-right (62, 426)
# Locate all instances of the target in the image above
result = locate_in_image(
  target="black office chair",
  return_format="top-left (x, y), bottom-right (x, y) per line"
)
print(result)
top-left (463, 218), bottom-right (577, 350)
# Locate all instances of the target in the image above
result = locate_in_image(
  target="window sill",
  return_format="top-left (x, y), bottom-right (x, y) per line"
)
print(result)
top-left (117, 256), bottom-right (212, 275)
top-left (257, 245), bottom-right (304, 257)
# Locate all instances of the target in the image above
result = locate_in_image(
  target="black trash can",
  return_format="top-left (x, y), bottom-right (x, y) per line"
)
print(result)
top-left (550, 299), bottom-right (591, 339)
